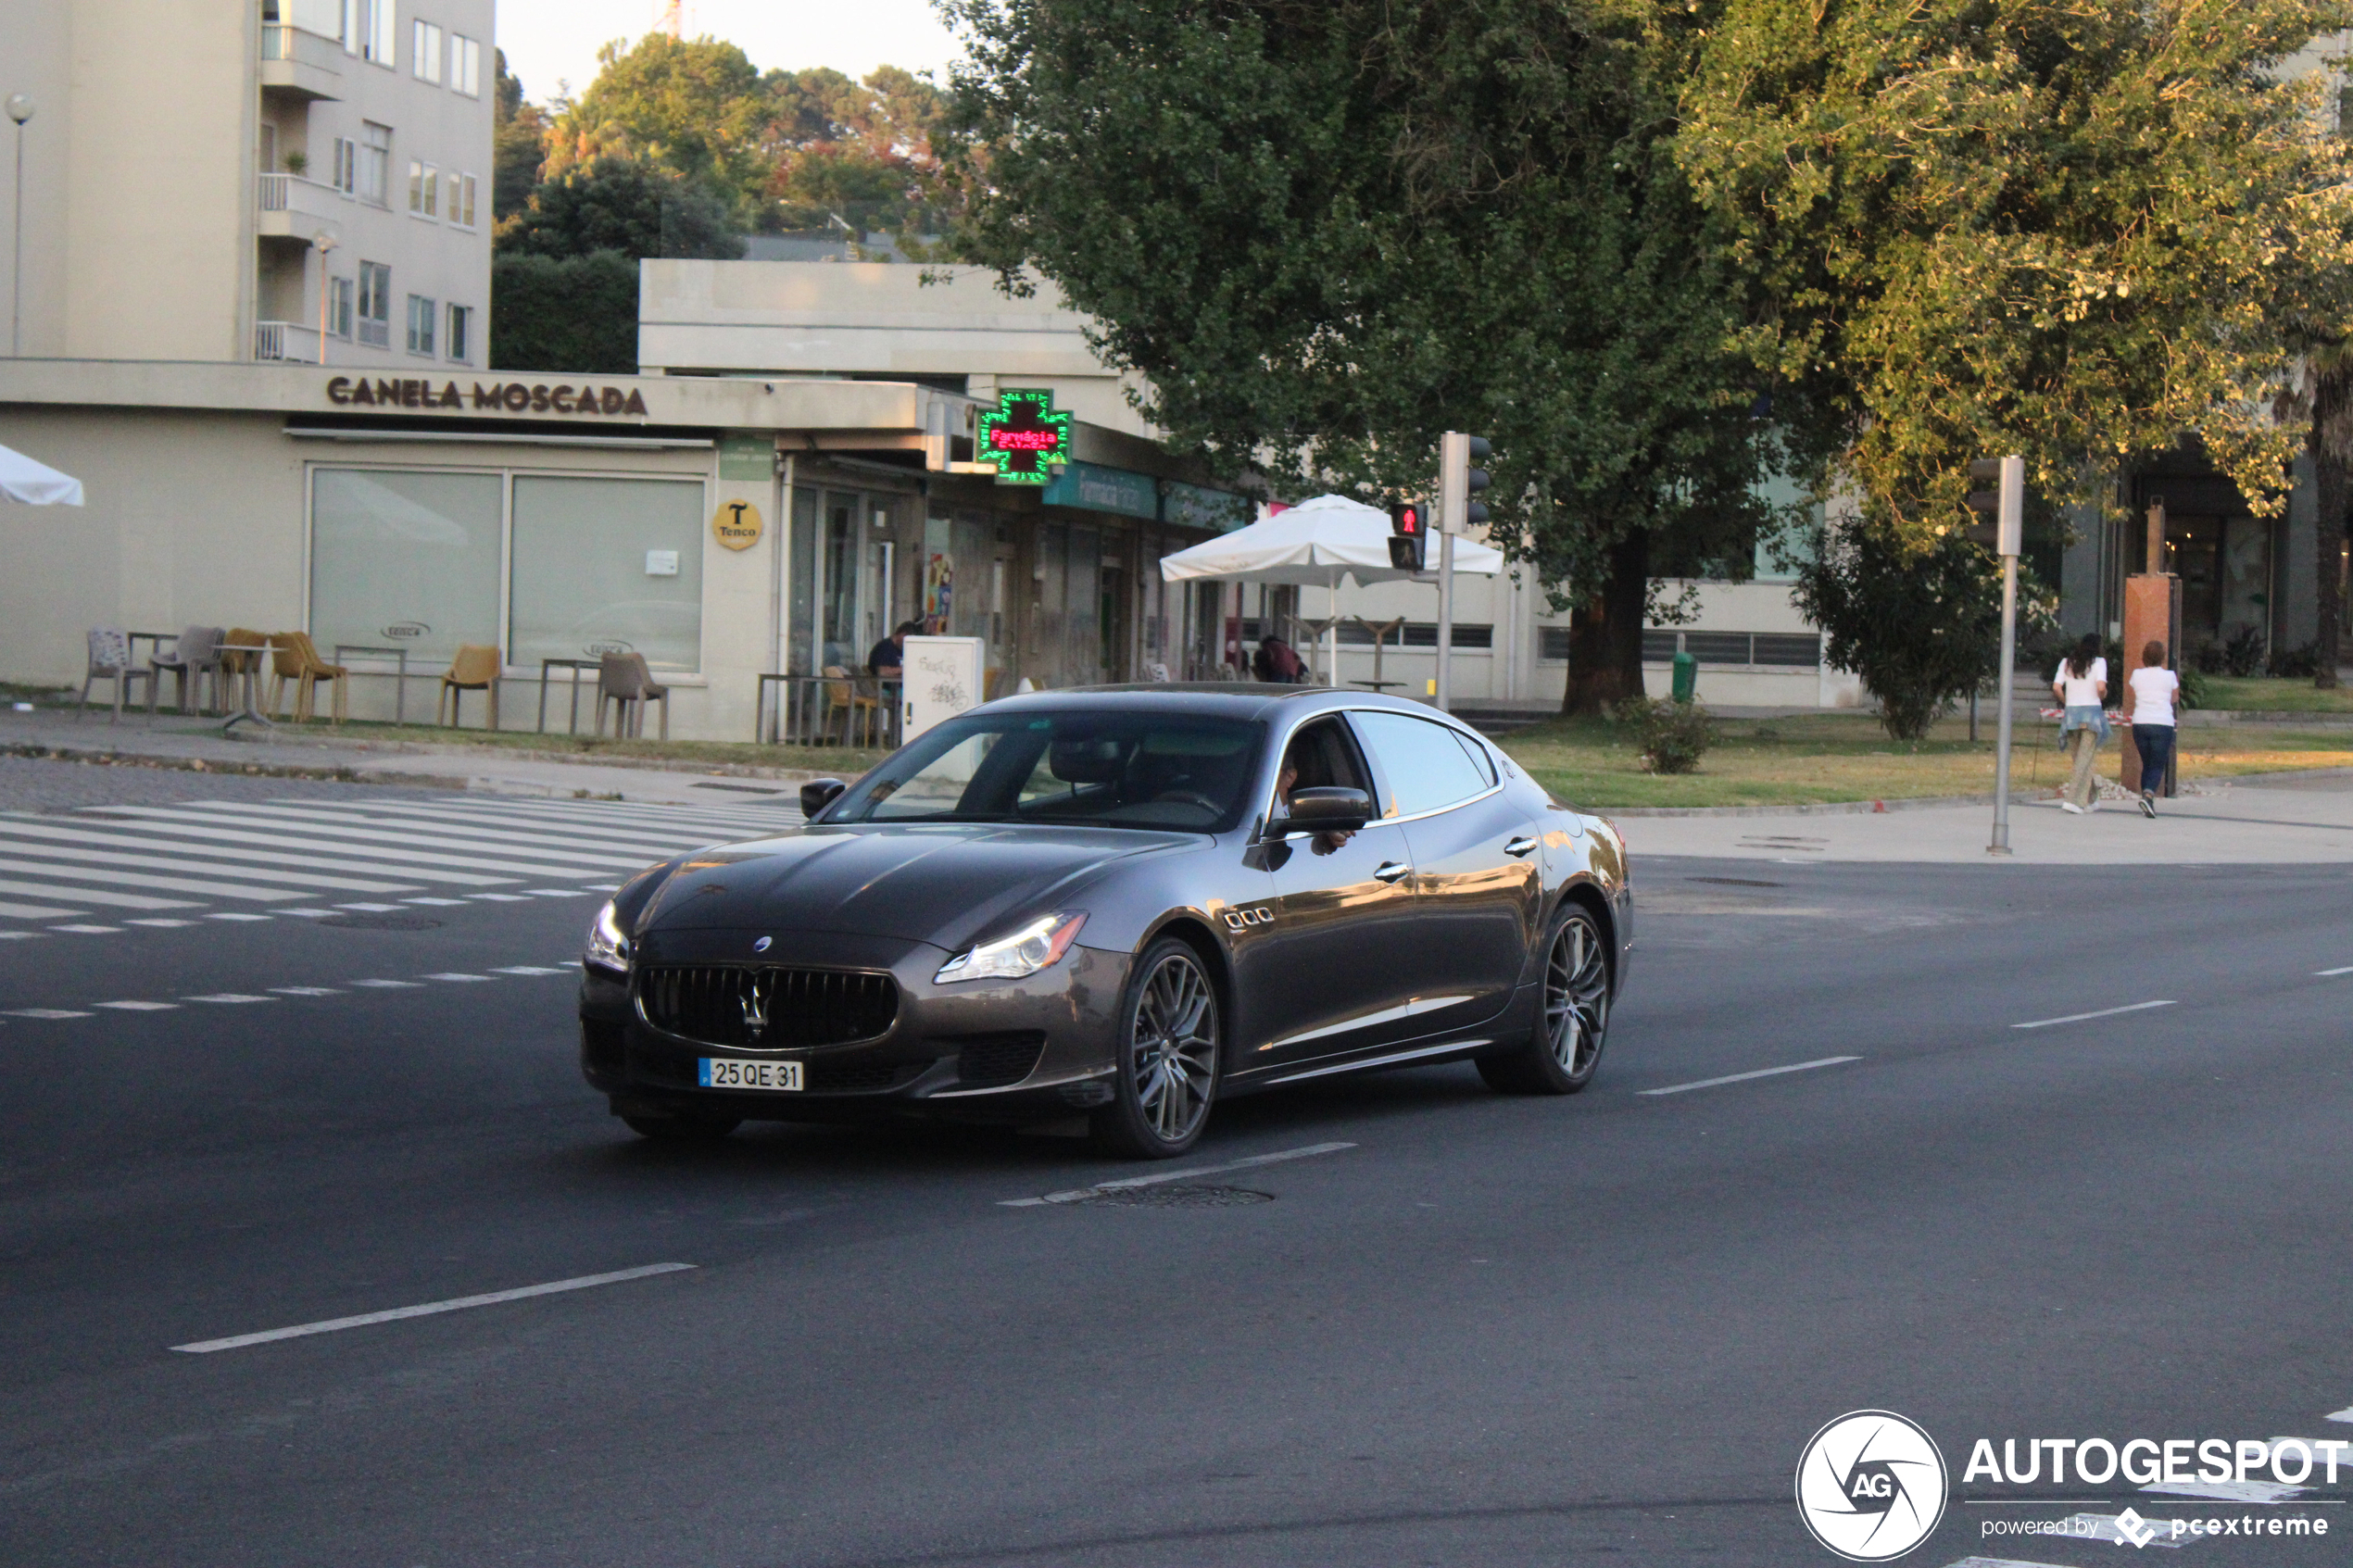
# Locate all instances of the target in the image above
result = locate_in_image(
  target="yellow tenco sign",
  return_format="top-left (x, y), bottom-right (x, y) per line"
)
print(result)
top-left (712, 498), bottom-right (764, 551)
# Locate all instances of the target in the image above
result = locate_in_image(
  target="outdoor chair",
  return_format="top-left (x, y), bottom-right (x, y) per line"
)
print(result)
top-left (149, 625), bottom-right (225, 716)
top-left (77, 628), bottom-right (155, 721)
top-left (264, 632), bottom-right (348, 724)
top-left (820, 665), bottom-right (880, 746)
top-left (596, 652), bottom-right (669, 739)
top-left (437, 645), bottom-right (502, 730)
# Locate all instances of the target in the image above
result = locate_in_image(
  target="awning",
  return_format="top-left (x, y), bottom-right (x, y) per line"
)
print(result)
top-left (0, 443), bottom-right (85, 505)
top-left (1158, 493), bottom-right (1501, 587)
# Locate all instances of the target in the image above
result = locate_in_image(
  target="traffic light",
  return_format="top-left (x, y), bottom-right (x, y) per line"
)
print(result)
top-left (1388, 499), bottom-right (1428, 570)
top-left (1963, 456), bottom-right (2024, 555)
top-left (1441, 433), bottom-right (1491, 534)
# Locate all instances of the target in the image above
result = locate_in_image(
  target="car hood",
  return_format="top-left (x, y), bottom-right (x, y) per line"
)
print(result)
top-left (635, 822), bottom-right (1193, 950)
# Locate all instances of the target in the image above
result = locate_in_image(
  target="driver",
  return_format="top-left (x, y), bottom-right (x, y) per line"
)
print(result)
top-left (1276, 737), bottom-right (1354, 856)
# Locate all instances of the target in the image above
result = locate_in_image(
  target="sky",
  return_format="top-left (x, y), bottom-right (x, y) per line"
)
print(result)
top-left (494, 0), bottom-right (969, 103)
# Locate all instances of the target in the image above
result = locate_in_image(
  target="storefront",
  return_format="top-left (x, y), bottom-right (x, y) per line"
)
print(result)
top-left (0, 361), bottom-right (1246, 738)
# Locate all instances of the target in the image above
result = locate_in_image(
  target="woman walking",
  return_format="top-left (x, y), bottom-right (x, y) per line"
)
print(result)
top-left (2052, 633), bottom-right (2108, 814)
top-left (2126, 640), bottom-right (2180, 818)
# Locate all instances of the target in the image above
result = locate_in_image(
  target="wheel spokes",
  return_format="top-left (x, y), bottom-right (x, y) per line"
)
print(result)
top-left (1130, 955), bottom-right (1215, 1141)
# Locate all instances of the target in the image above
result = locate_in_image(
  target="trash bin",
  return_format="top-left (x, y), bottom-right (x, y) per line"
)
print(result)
top-left (1670, 649), bottom-right (1698, 704)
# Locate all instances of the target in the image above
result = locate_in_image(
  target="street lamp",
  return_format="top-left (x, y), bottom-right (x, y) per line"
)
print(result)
top-left (6, 93), bottom-right (31, 358)
top-left (311, 231), bottom-right (338, 366)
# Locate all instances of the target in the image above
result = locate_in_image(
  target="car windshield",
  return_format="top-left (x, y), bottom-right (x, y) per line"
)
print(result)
top-left (829, 711), bottom-right (1264, 832)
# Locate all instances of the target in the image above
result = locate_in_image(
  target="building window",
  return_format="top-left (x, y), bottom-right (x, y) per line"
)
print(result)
top-left (446, 303), bottom-right (471, 363)
top-left (412, 19), bottom-right (443, 83)
top-left (451, 34), bottom-right (481, 96)
top-left (409, 159), bottom-right (438, 218)
top-left (356, 261), bottom-right (391, 347)
top-left (357, 0), bottom-right (395, 65)
top-left (511, 477), bottom-right (706, 672)
top-left (406, 294), bottom-right (436, 356)
top-left (359, 122), bottom-right (390, 205)
top-left (310, 470), bottom-right (504, 666)
top-left (331, 135), bottom-right (357, 194)
top-left (452, 172), bottom-right (476, 228)
top-left (329, 276), bottom-right (354, 339)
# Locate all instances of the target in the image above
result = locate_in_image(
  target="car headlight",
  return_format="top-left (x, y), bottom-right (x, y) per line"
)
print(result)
top-left (585, 898), bottom-right (632, 975)
top-left (935, 912), bottom-right (1087, 985)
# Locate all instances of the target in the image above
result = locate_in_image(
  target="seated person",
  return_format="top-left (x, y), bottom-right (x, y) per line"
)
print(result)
top-left (867, 620), bottom-right (923, 679)
top-left (1275, 721), bottom-right (1365, 854)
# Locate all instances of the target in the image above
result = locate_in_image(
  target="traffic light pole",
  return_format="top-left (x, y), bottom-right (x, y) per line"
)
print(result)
top-left (1435, 531), bottom-right (1455, 712)
top-left (1987, 455), bottom-right (2024, 857)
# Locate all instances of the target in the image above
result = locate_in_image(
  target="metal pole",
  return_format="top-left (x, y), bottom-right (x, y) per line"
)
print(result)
top-left (1435, 530), bottom-right (1455, 711)
top-left (1988, 454), bottom-right (2025, 856)
top-left (10, 119), bottom-right (22, 357)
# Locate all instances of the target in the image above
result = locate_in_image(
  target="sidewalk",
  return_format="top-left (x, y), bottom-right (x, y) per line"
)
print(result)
top-left (1619, 771), bottom-right (2353, 864)
top-left (0, 709), bottom-right (827, 809)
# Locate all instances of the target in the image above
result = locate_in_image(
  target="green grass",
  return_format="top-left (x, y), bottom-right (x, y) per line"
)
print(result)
top-left (2191, 676), bottom-right (2353, 713)
top-left (1497, 710), bottom-right (2353, 810)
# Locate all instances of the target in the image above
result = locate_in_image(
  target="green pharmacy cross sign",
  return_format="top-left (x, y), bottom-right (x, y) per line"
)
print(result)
top-left (976, 388), bottom-right (1072, 483)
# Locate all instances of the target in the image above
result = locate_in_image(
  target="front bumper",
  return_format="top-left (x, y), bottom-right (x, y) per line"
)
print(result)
top-left (578, 930), bottom-right (1130, 1124)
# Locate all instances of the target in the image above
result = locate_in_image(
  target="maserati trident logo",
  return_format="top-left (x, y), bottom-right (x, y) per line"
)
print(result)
top-left (752, 935), bottom-right (773, 953)
top-left (740, 973), bottom-right (772, 1040)
top-left (1795, 1410), bottom-right (1947, 1561)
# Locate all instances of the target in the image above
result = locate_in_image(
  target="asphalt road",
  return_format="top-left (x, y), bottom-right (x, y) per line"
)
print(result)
top-left (4, 762), bottom-right (2351, 1567)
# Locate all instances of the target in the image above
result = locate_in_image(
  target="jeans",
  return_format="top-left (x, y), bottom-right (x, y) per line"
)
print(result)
top-left (2133, 723), bottom-right (2176, 797)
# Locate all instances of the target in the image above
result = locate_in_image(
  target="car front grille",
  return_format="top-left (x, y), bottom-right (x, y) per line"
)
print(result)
top-left (635, 965), bottom-right (899, 1049)
top-left (953, 1032), bottom-right (1048, 1089)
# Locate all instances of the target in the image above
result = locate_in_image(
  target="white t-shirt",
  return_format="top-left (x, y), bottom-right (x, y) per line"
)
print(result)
top-left (2128, 666), bottom-right (2179, 727)
top-left (2054, 656), bottom-right (2108, 708)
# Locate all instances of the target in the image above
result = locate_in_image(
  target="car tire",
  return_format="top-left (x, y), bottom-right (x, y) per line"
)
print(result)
top-left (1091, 937), bottom-right (1222, 1159)
top-left (621, 1112), bottom-right (742, 1142)
top-left (1478, 902), bottom-right (1610, 1096)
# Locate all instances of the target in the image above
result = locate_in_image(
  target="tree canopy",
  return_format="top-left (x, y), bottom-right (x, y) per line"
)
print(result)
top-left (498, 155), bottom-right (743, 261)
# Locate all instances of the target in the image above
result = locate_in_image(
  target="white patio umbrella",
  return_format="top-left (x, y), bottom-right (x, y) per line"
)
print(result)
top-left (1159, 493), bottom-right (1502, 683)
top-left (0, 443), bottom-right (84, 506)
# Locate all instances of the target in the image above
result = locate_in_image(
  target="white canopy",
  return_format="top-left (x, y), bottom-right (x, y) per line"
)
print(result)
top-left (0, 444), bottom-right (85, 506)
top-left (1158, 493), bottom-right (1502, 587)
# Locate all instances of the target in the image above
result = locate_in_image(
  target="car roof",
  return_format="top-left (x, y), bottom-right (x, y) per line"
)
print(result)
top-left (971, 684), bottom-right (1444, 723)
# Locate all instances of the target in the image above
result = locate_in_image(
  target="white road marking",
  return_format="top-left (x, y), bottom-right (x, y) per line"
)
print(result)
top-left (402, 897), bottom-right (469, 906)
top-left (471, 893), bottom-right (531, 902)
top-left (1638, 1057), bottom-right (1861, 1097)
top-left (0, 814), bottom-right (518, 885)
top-left (169, 1262), bottom-right (698, 1354)
top-left (2328, 1406), bottom-right (2353, 1424)
top-left (526, 888), bottom-right (586, 897)
top-left (195, 800), bottom-right (693, 859)
top-left (125, 918), bottom-right (196, 928)
top-left (347, 979), bottom-right (422, 988)
top-left (2012, 999), bottom-right (2176, 1030)
top-left (274, 909), bottom-right (337, 918)
top-left (61, 812), bottom-right (598, 881)
top-left (583, 883), bottom-right (622, 891)
top-left (0, 899), bottom-right (85, 920)
top-left (101, 804), bottom-right (657, 870)
top-left (423, 972), bottom-right (495, 983)
top-left (48, 924), bottom-right (121, 935)
top-left (0, 931), bottom-right (43, 940)
top-left (2317, 966), bottom-right (2353, 977)
top-left (491, 965), bottom-right (569, 975)
top-left (270, 987), bottom-right (341, 996)
top-left (0, 837), bottom-right (421, 895)
top-left (0, 877), bottom-right (191, 910)
top-left (6, 1008), bottom-right (92, 1019)
top-left (0, 856), bottom-right (304, 902)
top-left (336, 902), bottom-right (403, 912)
top-left (206, 912), bottom-right (272, 922)
top-left (183, 994), bottom-right (276, 1005)
top-left (93, 1000), bottom-right (177, 1011)
top-left (1000, 1141), bottom-right (1358, 1208)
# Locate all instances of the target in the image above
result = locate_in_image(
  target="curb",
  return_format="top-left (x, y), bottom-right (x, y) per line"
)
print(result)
top-left (2, 741), bottom-right (472, 790)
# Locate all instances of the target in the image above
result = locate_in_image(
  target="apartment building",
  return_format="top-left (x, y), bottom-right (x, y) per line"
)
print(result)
top-left (0, 0), bottom-right (493, 370)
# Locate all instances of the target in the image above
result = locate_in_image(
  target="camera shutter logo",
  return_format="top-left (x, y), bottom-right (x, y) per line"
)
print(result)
top-left (1794, 1410), bottom-right (1947, 1561)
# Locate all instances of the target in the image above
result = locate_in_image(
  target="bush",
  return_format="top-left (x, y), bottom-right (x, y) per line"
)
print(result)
top-left (2222, 625), bottom-right (2268, 677)
top-left (2268, 641), bottom-right (2320, 679)
top-left (1610, 695), bottom-right (1713, 773)
top-left (490, 251), bottom-right (639, 372)
top-left (2177, 665), bottom-right (2210, 709)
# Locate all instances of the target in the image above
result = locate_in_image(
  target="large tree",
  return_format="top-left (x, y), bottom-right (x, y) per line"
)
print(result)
top-left (541, 34), bottom-right (778, 224)
top-left (497, 155), bottom-right (743, 261)
top-left (942, 0), bottom-right (1783, 710)
top-left (1671, 0), bottom-right (2353, 545)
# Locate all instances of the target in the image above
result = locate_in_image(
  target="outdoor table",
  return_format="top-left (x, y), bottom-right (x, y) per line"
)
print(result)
top-left (1353, 615), bottom-right (1409, 696)
top-left (214, 639), bottom-right (274, 735)
top-left (334, 644), bottom-right (410, 725)
top-left (537, 658), bottom-right (600, 734)
top-left (756, 673), bottom-right (901, 748)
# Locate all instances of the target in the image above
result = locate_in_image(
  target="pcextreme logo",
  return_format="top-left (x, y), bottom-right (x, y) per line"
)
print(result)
top-left (1795, 1410), bottom-right (1949, 1562)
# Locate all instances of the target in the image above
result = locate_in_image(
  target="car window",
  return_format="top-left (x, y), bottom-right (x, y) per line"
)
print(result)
top-left (1449, 728), bottom-right (1498, 786)
top-left (831, 712), bottom-right (1264, 832)
top-left (1351, 711), bottom-right (1494, 818)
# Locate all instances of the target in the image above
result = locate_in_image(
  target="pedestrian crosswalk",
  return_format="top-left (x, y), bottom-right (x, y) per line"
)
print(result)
top-left (0, 793), bottom-right (800, 937)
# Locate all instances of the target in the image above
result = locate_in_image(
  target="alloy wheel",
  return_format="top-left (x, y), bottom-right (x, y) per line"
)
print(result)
top-left (1543, 914), bottom-right (1610, 1079)
top-left (1129, 952), bottom-right (1218, 1143)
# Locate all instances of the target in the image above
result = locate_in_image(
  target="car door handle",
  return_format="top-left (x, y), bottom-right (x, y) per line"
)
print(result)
top-left (1373, 860), bottom-right (1412, 884)
top-left (1504, 835), bottom-right (1538, 858)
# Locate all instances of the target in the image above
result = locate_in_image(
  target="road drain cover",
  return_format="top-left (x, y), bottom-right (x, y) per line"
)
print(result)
top-left (1081, 1185), bottom-right (1274, 1209)
top-left (1687, 876), bottom-right (1783, 888)
top-left (321, 913), bottom-right (443, 931)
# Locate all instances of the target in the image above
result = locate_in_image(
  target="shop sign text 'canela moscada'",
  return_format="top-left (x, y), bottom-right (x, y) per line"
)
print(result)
top-left (325, 377), bottom-right (652, 416)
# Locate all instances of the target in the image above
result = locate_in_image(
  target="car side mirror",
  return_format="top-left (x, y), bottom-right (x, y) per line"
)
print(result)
top-left (1281, 786), bottom-right (1371, 834)
top-left (800, 778), bottom-right (847, 819)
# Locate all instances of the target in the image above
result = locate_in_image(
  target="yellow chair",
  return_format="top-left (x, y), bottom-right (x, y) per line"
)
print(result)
top-left (265, 632), bottom-right (348, 723)
top-left (821, 664), bottom-right (881, 746)
top-left (437, 645), bottom-right (501, 729)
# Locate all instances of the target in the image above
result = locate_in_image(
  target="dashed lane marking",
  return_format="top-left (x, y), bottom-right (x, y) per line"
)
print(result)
top-left (1000, 1141), bottom-right (1358, 1208)
top-left (48, 924), bottom-right (122, 935)
top-left (93, 1000), bottom-right (178, 1011)
top-left (170, 1262), bottom-right (698, 1354)
top-left (1638, 1057), bottom-right (1861, 1097)
top-left (2011, 999), bottom-right (2176, 1030)
top-left (270, 987), bottom-right (340, 997)
top-left (183, 994), bottom-right (276, 1005)
top-left (206, 912), bottom-right (272, 922)
top-left (6, 1009), bottom-right (92, 1019)
top-left (348, 979), bottom-right (423, 988)
top-left (492, 965), bottom-right (569, 975)
top-left (2317, 966), bottom-right (2353, 977)
top-left (422, 972), bottom-right (495, 983)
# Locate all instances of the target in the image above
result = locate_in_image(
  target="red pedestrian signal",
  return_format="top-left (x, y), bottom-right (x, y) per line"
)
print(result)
top-left (1390, 501), bottom-right (1424, 538)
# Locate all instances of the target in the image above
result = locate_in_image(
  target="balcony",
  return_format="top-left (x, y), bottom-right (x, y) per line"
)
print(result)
top-left (258, 23), bottom-right (343, 102)
top-left (255, 320), bottom-right (325, 364)
top-left (256, 171), bottom-right (343, 245)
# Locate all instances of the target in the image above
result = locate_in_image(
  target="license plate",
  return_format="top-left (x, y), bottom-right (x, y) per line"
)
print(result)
top-left (698, 1058), bottom-right (803, 1092)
